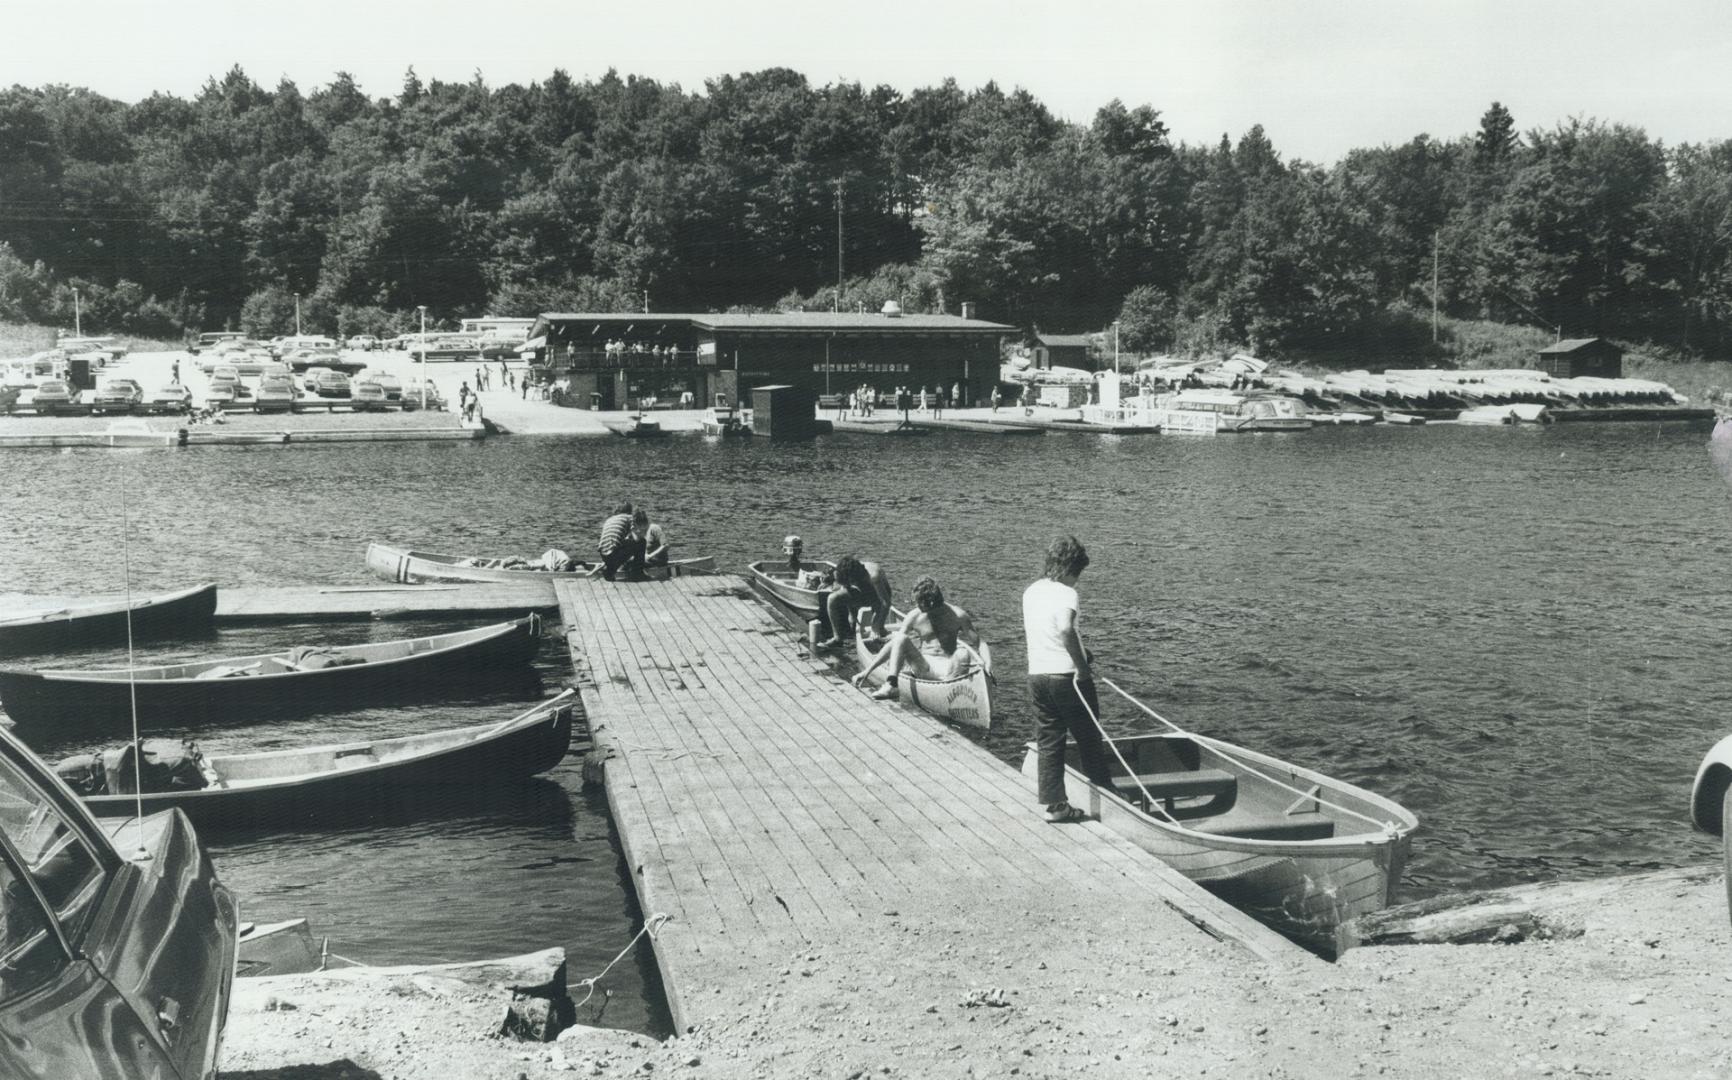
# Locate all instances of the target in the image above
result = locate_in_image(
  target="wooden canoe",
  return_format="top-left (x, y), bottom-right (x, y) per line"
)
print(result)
top-left (80, 691), bottom-right (575, 827)
top-left (0, 583), bottom-right (217, 656)
top-left (851, 608), bottom-right (995, 730)
top-left (1021, 730), bottom-right (1417, 953)
top-left (0, 616), bottom-right (544, 733)
top-left (745, 560), bottom-right (836, 621)
top-left (366, 543), bottom-right (714, 585)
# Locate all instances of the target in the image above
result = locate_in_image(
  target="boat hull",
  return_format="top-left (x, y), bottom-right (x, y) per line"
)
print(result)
top-left (1020, 733), bottom-right (1415, 953)
top-left (366, 543), bottom-right (713, 585)
top-left (0, 583), bottom-right (217, 656)
top-left (81, 698), bottom-right (573, 828)
top-left (0, 616), bottom-right (543, 733)
top-left (745, 560), bottom-right (835, 621)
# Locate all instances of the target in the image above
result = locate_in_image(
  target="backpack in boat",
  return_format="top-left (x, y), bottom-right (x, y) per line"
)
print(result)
top-left (101, 738), bottom-right (212, 795)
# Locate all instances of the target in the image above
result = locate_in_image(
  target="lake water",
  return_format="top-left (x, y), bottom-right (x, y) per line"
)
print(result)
top-left (2, 418), bottom-right (1729, 1034)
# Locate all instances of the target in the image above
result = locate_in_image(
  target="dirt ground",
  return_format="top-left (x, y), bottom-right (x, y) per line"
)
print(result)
top-left (220, 865), bottom-right (1732, 1080)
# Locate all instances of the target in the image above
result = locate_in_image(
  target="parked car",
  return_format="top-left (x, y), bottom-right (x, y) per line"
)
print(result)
top-left (0, 725), bottom-right (238, 1079)
top-left (255, 373), bottom-right (298, 412)
top-left (208, 364), bottom-right (243, 397)
top-left (257, 361), bottom-right (292, 378)
top-left (354, 369), bottom-right (404, 400)
top-left (145, 383), bottom-right (193, 414)
top-left (285, 348), bottom-right (342, 373)
top-left (398, 378), bottom-right (447, 411)
top-left (26, 350), bottom-right (66, 377)
top-left (301, 365), bottom-right (334, 393)
top-left (89, 378), bottom-right (144, 414)
top-left (349, 376), bottom-right (389, 410)
top-left (313, 369), bottom-right (352, 398)
top-left (189, 330), bottom-right (245, 354)
top-left (29, 379), bottom-right (77, 415)
top-left (346, 334), bottom-right (379, 351)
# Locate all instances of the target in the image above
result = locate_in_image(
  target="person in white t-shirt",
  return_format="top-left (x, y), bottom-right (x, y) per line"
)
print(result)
top-left (1022, 535), bottom-right (1115, 823)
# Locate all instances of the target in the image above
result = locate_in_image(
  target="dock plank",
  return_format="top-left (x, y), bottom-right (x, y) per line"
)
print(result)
top-left (556, 576), bottom-right (1305, 1032)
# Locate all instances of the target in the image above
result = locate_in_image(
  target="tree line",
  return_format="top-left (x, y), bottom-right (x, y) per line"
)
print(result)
top-left (0, 67), bottom-right (1728, 363)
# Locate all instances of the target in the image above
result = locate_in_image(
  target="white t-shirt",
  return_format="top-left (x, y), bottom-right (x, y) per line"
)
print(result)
top-left (1022, 578), bottom-right (1080, 675)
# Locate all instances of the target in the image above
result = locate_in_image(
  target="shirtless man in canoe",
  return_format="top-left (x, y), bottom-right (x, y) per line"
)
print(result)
top-left (851, 576), bottom-right (983, 700)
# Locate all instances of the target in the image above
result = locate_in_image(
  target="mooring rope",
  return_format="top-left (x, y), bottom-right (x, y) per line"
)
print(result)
top-left (1072, 673), bottom-right (1178, 822)
top-left (574, 912), bottom-right (670, 1009)
top-left (1098, 675), bottom-right (1398, 833)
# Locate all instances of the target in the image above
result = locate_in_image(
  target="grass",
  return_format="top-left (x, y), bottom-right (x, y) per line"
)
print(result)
top-left (0, 320), bottom-right (185, 359)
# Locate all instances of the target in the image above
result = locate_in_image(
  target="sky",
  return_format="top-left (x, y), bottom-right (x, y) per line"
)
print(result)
top-left (6, 0), bottom-right (1731, 164)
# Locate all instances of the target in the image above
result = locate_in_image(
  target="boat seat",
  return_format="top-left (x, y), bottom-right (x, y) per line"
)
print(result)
top-left (1111, 768), bottom-right (1237, 803)
top-left (1189, 815), bottom-right (1336, 842)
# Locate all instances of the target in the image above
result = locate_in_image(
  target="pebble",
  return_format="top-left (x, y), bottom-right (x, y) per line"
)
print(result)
top-left (1628, 992), bottom-right (1646, 1005)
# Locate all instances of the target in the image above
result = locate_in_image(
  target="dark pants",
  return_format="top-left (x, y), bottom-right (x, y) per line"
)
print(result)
top-left (601, 538), bottom-right (645, 581)
top-left (1029, 674), bottom-right (1115, 806)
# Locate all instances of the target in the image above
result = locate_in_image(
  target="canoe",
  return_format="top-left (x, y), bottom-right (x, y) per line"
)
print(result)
top-left (1021, 729), bottom-right (1417, 953)
top-left (0, 583), bottom-right (217, 656)
top-left (851, 608), bottom-right (995, 730)
top-left (366, 543), bottom-right (715, 585)
top-left (0, 615), bottom-right (543, 733)
top-left (745, 560), bottom-right (837, 621)
top-left (76, 691), bottom-right (574, 827)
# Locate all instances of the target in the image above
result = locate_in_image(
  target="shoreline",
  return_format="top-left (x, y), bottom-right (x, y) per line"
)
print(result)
top-left (221, 864), bottom-right (1732, 1078)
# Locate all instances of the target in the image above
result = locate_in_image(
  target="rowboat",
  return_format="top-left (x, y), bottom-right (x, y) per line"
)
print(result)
top-left (852, 608), bottom-right (994, 730)
top-left (605, 416), bottom-right (668, 438)
top-left (73, 691), bottom-right (574, 827)
top-left (0, 583), bottom-right (217, 656)
top-left (1022, 728), bottom-right (1417, 952)
top-left (237, 919), bottom-right (323, 977)
top-left (0, 616), bottom-right (543, 732)
top-left (367, 543), bottom-right (714, 585)
top-left (745, 560), bottom-right (837, 621)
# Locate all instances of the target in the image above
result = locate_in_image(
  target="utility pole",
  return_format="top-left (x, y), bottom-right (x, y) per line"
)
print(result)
top-left (835, 177), bottom-right (844, 312)
top-left (643, 289), bottom-right (649, 314)
top-left (1431, 231), bottom-right (1439, 344)
top-left (74, 287), bottom-right (81, 337)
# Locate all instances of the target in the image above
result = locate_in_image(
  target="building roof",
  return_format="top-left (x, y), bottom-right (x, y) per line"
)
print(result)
top-left (1036, 334), bottom-right (1095, 348)
top-left (533, 311), bottom-right (1015, 335)
top-left (1537, 338), bottom-right (1620, 354)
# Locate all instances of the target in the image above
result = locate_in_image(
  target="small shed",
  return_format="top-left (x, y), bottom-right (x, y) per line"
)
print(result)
top-left (1536, 338), bottom-right (1622, 379)
top-left (1033, 334), bottom-right (1094, 371)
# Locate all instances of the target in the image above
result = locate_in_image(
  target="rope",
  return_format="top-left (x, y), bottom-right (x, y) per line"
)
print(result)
top-left (1071, 674), bottom-right (1177, 822)
top-left (574, 913), bottom-right (669, 1009)
top-left (1098, 676), bottom-right (1398, 833)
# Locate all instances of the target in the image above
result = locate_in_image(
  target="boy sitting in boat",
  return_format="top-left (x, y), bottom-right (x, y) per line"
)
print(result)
top-left (816, 556), bottom-right (892, 650)
top-left (851, 577), bottom-right (982, 699)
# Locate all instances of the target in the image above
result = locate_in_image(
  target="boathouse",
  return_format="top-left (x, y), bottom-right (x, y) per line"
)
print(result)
top-left (522, 307), bottom-right (1014, 410)
top-left (1536, 338), bottom-right (1623, 379)
top-left (1032, 333), bottom-right (1095, 370)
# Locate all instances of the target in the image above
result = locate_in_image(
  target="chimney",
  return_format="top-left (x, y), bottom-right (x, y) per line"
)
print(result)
top-left (960, 302), bottom-right (976, 321)
top-left (881, 301), bottom-right (902, 318)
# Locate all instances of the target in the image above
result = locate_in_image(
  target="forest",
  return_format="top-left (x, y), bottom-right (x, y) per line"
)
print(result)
top-left (0, 65), bottom-right (1729, 364)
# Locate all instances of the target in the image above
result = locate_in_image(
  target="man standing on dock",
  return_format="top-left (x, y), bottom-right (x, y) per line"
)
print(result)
top-left (1023, 535), bottom-right (1114, 823)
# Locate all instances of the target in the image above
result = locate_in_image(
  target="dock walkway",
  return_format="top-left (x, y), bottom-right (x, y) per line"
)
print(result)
top-left (555, 575), bottom-right (1303, 1032)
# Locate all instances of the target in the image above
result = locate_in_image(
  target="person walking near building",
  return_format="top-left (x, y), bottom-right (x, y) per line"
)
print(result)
top-left (952, 381), bottom-right (963, 410)
top-left (1023, 535), bottom-right (1114, 823)
top-left (990, 385), bottom-right (1001, 412)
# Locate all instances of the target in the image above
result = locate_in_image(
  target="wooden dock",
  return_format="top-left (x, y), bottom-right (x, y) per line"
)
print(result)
top-left (555, 576), bottom-right (1304, 1032)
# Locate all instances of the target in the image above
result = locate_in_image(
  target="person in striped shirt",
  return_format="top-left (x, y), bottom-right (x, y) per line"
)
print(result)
top-left (592, 501), bottom-right (640, 581)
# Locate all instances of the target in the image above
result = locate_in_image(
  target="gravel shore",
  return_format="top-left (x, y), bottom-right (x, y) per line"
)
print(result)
top-left (221, 865), bottom-right (1732, 1079)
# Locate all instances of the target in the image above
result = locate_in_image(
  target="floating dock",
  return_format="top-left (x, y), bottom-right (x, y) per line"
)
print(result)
top-left (555, 575), bottom-right (1304, 1032)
